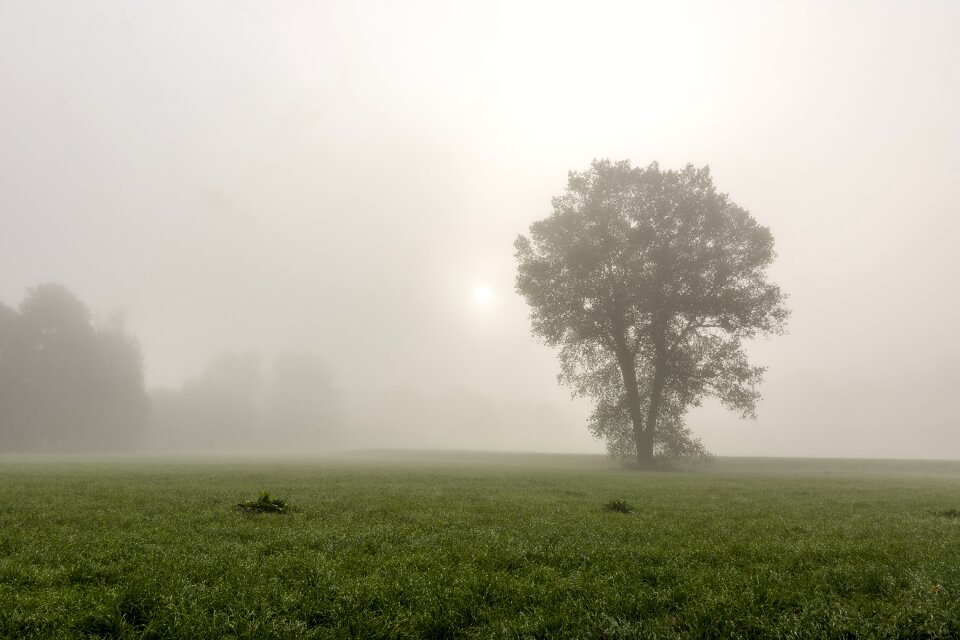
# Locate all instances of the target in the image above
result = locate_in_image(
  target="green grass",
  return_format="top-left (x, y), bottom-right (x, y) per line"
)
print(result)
top-left (2, 452), bottom-right (960, 638)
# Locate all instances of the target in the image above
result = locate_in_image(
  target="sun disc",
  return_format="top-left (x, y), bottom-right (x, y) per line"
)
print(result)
top-left (473, 285), bottom-right (493, 305)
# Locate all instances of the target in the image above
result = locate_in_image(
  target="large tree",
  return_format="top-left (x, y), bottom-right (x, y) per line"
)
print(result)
top-left (515, 160), bottom-right (788, 468)
top-left (0, 284), bottom-right (148, 452)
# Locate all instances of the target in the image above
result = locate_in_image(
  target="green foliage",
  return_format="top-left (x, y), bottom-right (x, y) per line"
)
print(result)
top-left (2, 454), bottom-right (960, 638)
top-left (603, 498), bottom-right (632, 513)
top-left (237, 491), bottom-right (292, 513)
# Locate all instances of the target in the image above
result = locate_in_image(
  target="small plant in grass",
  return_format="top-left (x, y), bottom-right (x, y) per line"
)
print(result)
top-left (932, 508), bottom-right (960, 518)
top-left (237, 492), bottom-right (292, 514)
top-left (604, 499), bottom-right (632, 513)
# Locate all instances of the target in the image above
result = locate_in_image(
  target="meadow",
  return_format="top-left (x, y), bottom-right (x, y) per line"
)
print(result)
top-left (2, 452), bottom-right (960, 638)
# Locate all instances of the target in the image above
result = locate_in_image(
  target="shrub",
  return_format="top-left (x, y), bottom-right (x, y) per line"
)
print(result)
top-left (603, 499), bottom-right (632, 514)
top-left (237, 492), bottom-right (292, 514)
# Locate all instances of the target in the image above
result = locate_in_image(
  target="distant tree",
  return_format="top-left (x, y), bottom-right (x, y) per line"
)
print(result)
top-left (0, 284), bottom-right (148, 451)
top-left (147, 352), bottom-right (341, 452)
top-left (0, 302), bottom-right (19, 444)
top-left (515, 160), bottom-right (788, 468)
top-left (266, 353), bottom-right (341, 445)
top-left (148, 352), bottom-right (263, 451)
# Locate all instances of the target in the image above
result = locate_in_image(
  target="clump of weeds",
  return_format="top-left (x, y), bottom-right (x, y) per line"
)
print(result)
top-left (932, 508), bottom-right (960, 519)
top-left (237, 492), bottom-right (293, 514)
top-left (603, 499), bottom-right (632, 514)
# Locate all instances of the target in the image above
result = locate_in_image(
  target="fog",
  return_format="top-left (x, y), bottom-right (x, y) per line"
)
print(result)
top-left (1, 1), bottom-right (958, 457)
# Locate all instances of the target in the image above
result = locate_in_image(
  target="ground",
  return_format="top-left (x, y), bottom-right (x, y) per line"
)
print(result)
top-left (2, 452), bottom-right (959, 638)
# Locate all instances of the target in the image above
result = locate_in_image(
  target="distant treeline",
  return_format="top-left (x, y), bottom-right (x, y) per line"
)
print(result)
top-left (0, 284), bottom-right (147, 451)
top-left (0, 285), bottom-right (341, 453)
top-left (147, 351), bottom-right (342, 453)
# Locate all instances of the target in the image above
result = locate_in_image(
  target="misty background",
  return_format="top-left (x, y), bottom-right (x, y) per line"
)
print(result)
top-left (1, 1), bottom-right (958, 457)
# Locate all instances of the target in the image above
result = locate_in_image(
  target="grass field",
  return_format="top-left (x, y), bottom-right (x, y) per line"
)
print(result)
top-left (2, 452), bottom-right (960, 638)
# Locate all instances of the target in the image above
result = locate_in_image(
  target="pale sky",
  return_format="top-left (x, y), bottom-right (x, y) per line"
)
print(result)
top-left (1, 0), bottom-right (958, 457)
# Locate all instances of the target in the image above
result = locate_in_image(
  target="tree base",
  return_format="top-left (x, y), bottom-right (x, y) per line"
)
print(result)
top-left (621, 456), bottom-right (676, 472)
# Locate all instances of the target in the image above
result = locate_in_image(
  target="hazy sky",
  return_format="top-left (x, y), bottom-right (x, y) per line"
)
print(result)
top-left (2, 0), bottom-right (958, 457)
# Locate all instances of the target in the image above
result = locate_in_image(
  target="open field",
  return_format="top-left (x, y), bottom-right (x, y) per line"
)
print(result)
top-left (2, 453), bottom-right (960, 638)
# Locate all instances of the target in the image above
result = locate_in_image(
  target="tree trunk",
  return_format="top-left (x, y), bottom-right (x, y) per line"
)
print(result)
top-left (643, 321), bottom-right (668, 469)
top-left (635, 425), bottom-right (654, 469)
top-left (640, 245), bottom-right (672, 471)
top-left (612, 342), bottom-right (651, 469)
top-left (625, 374), bottom-right (649, 469)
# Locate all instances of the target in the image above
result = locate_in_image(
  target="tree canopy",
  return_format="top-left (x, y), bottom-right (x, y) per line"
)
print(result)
top-left (0, 284), bottom-right (148, 452)
top-left (515, 160), bottom-right (788, 467)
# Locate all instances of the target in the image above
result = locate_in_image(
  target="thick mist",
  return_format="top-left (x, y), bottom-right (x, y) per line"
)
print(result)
top-left (1, 1), bottom-right (958, 457)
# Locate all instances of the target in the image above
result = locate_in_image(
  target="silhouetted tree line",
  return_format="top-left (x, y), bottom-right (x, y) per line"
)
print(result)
top-left (0, 284), bottom-right (341, 453)
top-left (0, 284), bottom-right (148, 451)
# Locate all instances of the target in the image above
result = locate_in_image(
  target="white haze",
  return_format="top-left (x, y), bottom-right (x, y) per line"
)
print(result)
top-left (1, 1), bottom-right (958, 457)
